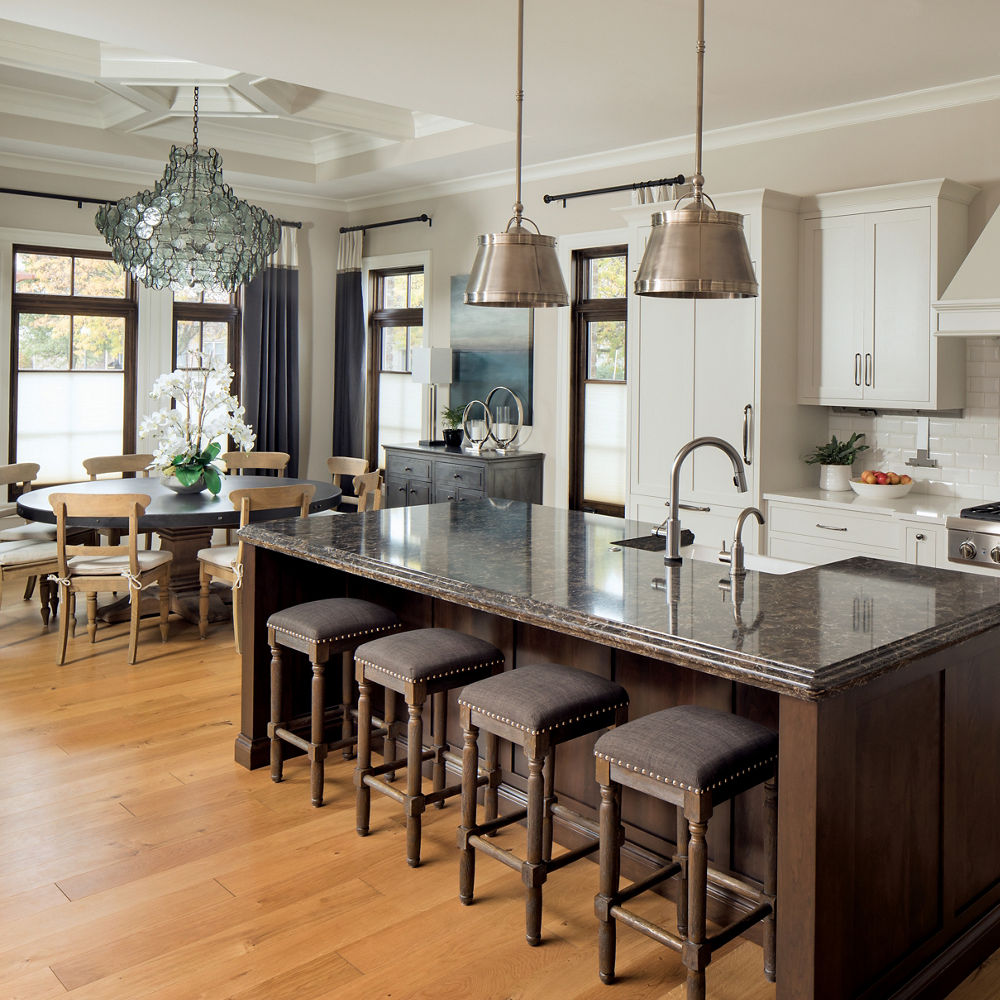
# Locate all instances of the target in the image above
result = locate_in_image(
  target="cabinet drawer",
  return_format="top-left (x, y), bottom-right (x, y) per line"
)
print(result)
top-left (385, 455), bottom-right (431, 480)
top-left (433, 485), bottom-right (485, 504)
top-left (434, 461), bottom-right (484, 491)
top-left (768, 503), bottom-right (901, 551)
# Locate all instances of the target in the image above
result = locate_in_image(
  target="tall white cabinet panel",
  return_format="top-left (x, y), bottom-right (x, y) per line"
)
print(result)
top-left (797, 179), bottom-right (975, 409)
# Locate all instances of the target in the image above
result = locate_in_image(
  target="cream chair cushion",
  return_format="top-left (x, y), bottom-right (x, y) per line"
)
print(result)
top-left (66, 550), bottom-right (172, 576)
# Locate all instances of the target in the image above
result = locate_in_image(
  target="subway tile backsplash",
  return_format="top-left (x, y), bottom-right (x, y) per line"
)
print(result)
top-left (826, 337), bottom-right (1000, 501)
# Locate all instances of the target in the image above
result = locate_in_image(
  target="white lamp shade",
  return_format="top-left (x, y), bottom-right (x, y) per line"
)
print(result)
top-left (411, 346), bottom-right (453, 385)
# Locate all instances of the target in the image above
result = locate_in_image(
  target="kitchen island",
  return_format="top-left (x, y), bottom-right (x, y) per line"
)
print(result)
top-left (238, 500), bottom-right (1000, 1000)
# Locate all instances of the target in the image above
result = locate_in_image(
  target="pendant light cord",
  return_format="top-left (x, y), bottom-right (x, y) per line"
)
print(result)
top-left (513, 0), bottom-right (524, 224)
top-left (693, 0), bottom-right (705, 204)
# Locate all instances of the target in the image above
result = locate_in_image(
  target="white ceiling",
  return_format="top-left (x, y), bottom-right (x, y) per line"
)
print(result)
top-left (1, 1), bottom-right (999, 210)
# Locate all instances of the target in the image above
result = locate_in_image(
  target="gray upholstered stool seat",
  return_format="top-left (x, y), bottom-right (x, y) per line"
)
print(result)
top-left (354, 627), bottom-right (504, 868)
top-left (267, 597), bottom-right (402, 807)
top-left (457, 663), bottom-right (629, 947)
top-left (594, 705), bottom-right (778, 999)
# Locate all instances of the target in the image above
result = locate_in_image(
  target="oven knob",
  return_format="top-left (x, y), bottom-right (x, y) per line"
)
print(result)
top-left (959, 540), bottom-right (978, 560)
top-left (991, 546), bottom-right (1000, 564)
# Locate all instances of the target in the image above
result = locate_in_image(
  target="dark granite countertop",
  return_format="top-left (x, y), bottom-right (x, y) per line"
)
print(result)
top-left (240, 500), bottom-right (1000, 701)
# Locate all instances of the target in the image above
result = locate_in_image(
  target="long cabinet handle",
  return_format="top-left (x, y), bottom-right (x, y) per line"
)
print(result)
top-left (816, 523), bottom-right (848, 532)
top-left (742, 404), bottom-right (753, 465)
top-left (679, 503), bottom-right (711, 512)
top-left (864, 353), bottom-right (872, 387)
top-left (854, 353), bottom-right (862, 386)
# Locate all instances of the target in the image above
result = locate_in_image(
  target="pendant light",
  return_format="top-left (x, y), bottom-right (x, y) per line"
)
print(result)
top-left (96, 87), bottom-right (281, 293)
top-left (635, 0), bottom-right (757, 299)
top-left (464, 0), bottom-right (568, 308)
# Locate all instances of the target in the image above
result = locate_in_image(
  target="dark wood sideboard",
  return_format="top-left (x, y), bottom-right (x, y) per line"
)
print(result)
top-left (383, 443), bottom-right (543, 507)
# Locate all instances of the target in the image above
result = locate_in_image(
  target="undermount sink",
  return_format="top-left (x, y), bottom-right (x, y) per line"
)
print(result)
top-left (684, 543), bottom-right (809, 576)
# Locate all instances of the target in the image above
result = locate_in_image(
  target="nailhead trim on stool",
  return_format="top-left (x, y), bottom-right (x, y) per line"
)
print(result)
top-left (594, 704), bottom-right (778, 997)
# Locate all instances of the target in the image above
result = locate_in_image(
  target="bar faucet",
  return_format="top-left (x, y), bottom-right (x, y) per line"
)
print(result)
top-left (665, 436), bottom-right (748, 563)
top-left (730, 506), bottom-right (765, 579)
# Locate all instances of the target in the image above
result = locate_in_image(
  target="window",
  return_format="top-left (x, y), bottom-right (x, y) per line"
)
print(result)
top-left (367, 267), bottom-right (424, 468)
top-left (570, 246), bottom-right (628, 516)
top-left (11, 246), bottom-right (137, 481)
top-left (172, 286), bottom-right (241, 381)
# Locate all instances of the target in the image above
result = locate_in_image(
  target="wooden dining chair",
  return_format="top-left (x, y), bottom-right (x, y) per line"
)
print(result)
top-left (327, 456), bottom-right (369, 511)
top-left (197, 483), bottom-right (315, 654)
top-left (353, 471), bottom-right (384, 512)
top-left (220, 451), bottom-right (290, 476)
top-left (48, 492), bottom-right (172, 665)
top-left (0, 462), bottom-right (57, 603)
top-left (82, 454), bottom-right (155, 549)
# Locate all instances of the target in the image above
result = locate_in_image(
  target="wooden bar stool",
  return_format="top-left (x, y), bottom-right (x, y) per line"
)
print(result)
top-left (457, 663), bottom-right (630, 946)
top-left (594, 704), bottom-right (778, 999)
top-left (267, 598), bottom-right (403, 807)
top-left (354, 628), bottom-right (504, 868)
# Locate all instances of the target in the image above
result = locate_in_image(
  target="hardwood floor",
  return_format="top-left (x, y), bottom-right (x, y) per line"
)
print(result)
top-left (0, 587), bottom-right (994, 999)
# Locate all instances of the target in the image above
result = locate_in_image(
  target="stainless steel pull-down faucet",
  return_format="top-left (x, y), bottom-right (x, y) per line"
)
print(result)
top-left (665, 436), bottom-right (749, 563)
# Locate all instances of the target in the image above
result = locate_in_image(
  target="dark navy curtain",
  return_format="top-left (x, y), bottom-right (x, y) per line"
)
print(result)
top-left (243, 229), bottom-right (300, 476)
top-left (332, 230), bottom-right (366, 459)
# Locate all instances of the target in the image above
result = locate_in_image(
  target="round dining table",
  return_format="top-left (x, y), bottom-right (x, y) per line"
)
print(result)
top-left (18, 475), bottom-right (341, 622)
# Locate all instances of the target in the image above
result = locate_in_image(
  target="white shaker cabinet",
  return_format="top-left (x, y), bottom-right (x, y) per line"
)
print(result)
top-left (797, 179), bottom-right (976, 409)
top-left (623, 190), bottom-right (827, 553)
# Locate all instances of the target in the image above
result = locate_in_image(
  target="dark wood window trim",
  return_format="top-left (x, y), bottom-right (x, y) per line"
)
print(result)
top-left (365, 265), bottom-right (423, 470)
top-left (171, 295), bottom-right (242, 394)
top-left (9, 244), bottom-right (139, 469)
top-left (570, 244), bottom-right (628, 517)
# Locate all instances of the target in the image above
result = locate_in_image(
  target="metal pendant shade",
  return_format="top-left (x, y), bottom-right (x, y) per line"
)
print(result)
top-left (464, 0), bottom-right (568, 308)
top-left (635, 0), bottom-right (757, 300)
top-left (95, 88), bottom-right (281, 293)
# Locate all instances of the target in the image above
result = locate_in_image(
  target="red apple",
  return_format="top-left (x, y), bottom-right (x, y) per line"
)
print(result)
top-left (875, 472), bottom-right (888, 485)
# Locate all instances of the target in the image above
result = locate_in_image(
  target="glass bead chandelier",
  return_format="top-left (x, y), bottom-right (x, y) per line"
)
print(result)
top-left (95, 87), bottom-right (281, 292)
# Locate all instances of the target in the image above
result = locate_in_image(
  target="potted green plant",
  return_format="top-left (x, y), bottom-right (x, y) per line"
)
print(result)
top-left (441, 403), bottom-right (465, 449)
top-left (805, 431), bottom-right (869, 492)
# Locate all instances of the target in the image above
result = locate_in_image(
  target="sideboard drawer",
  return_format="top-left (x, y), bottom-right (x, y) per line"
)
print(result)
top-left (433, 485), bottom-right (485, 503)
top-left (386, 455), bottom-right (431, 481)
top-left (434, 461), bottom-right (484, 491)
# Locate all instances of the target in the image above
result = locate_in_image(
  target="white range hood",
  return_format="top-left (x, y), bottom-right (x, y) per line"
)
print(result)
top-left (934, 205), bottom-right (1000, 336)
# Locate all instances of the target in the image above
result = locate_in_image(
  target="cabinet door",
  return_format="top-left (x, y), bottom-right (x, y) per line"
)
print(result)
top-left (691, 295), bottom-right (757, 502)
top-left (867, 207), bottom-right (931, 404)
top-left (905, 524), bottom-right (938, 567)
top-left (629, 293), bottom-right (694, 500)
top-left (385, 475), bottom-right (408, 508)
top-left (798, 214), bottom-right (866, 402)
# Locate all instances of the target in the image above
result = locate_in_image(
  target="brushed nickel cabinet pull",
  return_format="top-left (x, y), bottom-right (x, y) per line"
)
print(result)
top-left (816, 523), bottom-right (848, 532)
top-left (864, 353), bottom-right (872, 387)
top-left (855, 353), bottom-right (862, 386)
top-left (742, 404), bottom-right (753, 465)
top-left (679, 503), bottom-right (711, 512)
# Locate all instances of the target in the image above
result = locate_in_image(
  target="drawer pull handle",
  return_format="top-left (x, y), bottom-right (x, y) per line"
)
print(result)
top-left (404, 466), bottom-right (413, 472)
top-left (915, 533), bottom-right (925, 541)
top-left (816, 523), bottom-right (848, 532)
top-left (454, 473), bottom-right (462, 479)
top-left (678, 503), bottom-right (711, 512)
top-left (854, 353), bottom-right (862, 386)
top-left (397, 486), bottom-right (406, 493)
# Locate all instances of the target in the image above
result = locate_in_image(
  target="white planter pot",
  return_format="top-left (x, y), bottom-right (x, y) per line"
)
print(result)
top-left (818, 464), bottom-right (852, 492)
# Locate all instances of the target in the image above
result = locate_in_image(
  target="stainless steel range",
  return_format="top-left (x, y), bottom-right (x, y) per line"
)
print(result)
top-left (946, 502), bottom-right (1000, 568)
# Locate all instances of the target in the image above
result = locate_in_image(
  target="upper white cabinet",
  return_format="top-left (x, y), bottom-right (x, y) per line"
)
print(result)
top-left (797, 179), bottom-right (977, 409)
top-left (622, 190), bottom-right (828, 552)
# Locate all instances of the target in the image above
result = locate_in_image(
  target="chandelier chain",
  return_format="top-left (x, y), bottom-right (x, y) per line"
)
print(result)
top-left (192, 86), bottom-right (199, 151)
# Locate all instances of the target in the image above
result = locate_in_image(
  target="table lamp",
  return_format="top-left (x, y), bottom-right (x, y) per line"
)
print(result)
top-left (411, 347), bottom-right (453, 446)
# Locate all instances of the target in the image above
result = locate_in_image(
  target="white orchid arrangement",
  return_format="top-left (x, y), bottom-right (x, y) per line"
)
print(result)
top-left (139, 351), bottom-right (255, 495)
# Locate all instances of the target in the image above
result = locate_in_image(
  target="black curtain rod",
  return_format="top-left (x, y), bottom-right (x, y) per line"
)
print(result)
top-left (543, 174), bottom-right (686, 207)
top-left (340, 213), bottom-right (431, 234)
top-left (0, 186), bottom-right (303, 228)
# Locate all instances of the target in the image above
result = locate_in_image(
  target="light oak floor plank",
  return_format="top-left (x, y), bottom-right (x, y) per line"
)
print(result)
top-left (0, 587), bottom-right (993, 997)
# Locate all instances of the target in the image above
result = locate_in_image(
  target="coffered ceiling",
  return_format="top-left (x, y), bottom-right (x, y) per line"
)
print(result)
top-left (0, 1), bottom-right (999, 210)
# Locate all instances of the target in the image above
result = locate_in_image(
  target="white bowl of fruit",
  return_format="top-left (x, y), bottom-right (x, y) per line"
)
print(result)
top-left (849, 470), bottom-right (914, 499)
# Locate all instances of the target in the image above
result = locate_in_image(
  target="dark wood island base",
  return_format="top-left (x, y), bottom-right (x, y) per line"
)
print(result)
top-left (237, 501), bottom-right (1000, 1000)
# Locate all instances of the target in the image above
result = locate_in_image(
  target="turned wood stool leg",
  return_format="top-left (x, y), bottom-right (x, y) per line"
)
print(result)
top-left (542, 750), bottom-right (556, 863)
top-left (485, 731), bottom-right (499, 823)
top-left (431, 689), bottom-right (447, 807)
top-left (405, 693), bottom-right (427, 867)
top-left (23, 575), bottom-right (35, 600)
top-left (38, 576), bottom-right (51, 627)
top-left (355, 675), bottom-right (373, 835)
top-left (597, 777), bottom-right (622, 984)
top-left (309, 657), bottom-right (328, 806)
top-left (459, 720), bottom-right (480, 904)
top-left (383, 690), bottom-right (398, 782)
top-left (764, 775), bottom-right (778, 982)
top-left (524, 753), bottom-right (547, 947)
top-left (341, 650), bottom-right (355, 760)
top-left (86, 592), bottom-right (98, 644)
top-left (269, 642), bottom-right (284, 782)
top-left (57, 587), bottom-right (72, 664)
top-left (685, 817), bottom-right (709, 1000)
top-left (675, 807), bottom-right (690, 937)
